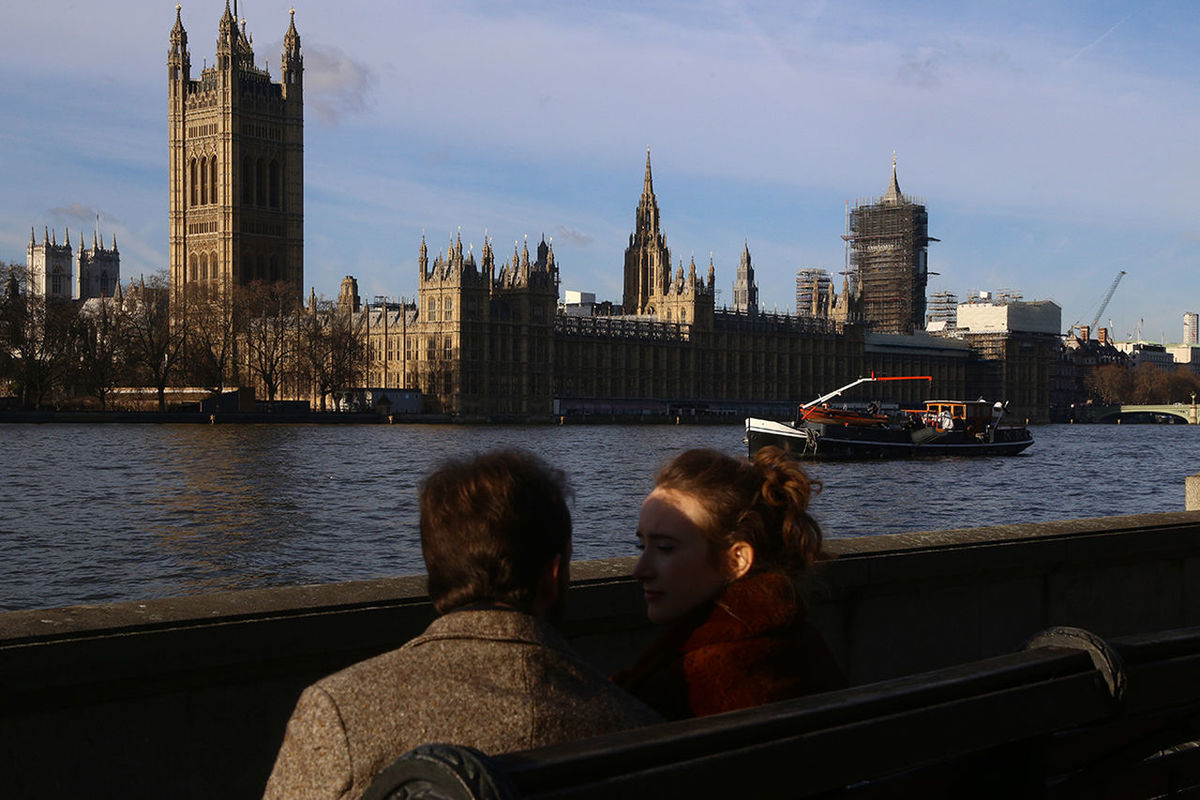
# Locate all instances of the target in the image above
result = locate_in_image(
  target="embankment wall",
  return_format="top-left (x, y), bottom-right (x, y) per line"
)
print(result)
top-left (3, 511), bottom-right (1200, 798)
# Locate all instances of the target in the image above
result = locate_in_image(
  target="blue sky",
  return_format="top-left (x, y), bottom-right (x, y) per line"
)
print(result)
top-left (2, 1), bottom-right (1198, 342)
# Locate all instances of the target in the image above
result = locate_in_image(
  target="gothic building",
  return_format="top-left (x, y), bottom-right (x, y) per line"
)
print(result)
top-left (622, 149), bottom-right (674, 316)
top-left (167, 2), bottom-right (303, 306)
top-left (844, 158), bottom-right (935, 335)
top-left (26, 227), bottom-right (73, 299)
top-left (731, 242), bottom-right (759, 315)
top-left (353, 233), bottom-right (560, 417)
top-left (77, 231), bottom-right (120, 299)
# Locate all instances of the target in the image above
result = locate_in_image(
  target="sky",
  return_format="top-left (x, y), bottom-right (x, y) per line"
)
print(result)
top-left (2, 0), bottom-right (1198, 343)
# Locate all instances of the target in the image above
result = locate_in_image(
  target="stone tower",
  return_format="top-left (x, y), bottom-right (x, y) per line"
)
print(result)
top-left (77, 230), bottom-right (120, 299)
top-left (731, 241), bottom-right (758, 315)
top-left (167, 2), bottom-right (303, 308)
top-left (27, 227), bottom-right (73, 299)
top-left (844, 157), bottom-right (935, 335)
top-left (622, 149), bottom-right (672, 315)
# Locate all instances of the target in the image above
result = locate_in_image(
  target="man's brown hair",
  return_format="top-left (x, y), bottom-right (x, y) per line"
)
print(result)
top-left (420, 449), bottom-right (572, 614)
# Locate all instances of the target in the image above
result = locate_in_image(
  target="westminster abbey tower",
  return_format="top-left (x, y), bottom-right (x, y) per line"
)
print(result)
top-left (168, 2), bottom-right (304, 305)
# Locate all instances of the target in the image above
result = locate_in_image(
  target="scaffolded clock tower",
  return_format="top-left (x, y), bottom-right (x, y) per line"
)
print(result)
top-left (167, 2), bottom-right (303, 307)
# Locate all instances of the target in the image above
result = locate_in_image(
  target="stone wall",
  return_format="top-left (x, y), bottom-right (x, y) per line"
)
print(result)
top-left (3, 511), bottom-right (1199, 798)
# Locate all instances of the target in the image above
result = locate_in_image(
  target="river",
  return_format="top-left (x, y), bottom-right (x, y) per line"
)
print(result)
top-left (1, 421), bottom-right (1196, 611)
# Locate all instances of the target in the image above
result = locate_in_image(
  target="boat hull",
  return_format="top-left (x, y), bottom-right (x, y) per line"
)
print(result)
top-left (746, 417), bottom-right (1034, 460)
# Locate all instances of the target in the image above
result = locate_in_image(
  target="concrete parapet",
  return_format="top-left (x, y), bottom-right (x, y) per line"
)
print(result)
top-left (4, 511), bottom-right (1200, 798)
top-left (1187, 473), bottom-right (1200, 510)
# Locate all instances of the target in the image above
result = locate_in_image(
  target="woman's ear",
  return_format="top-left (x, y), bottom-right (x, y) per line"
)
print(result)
top-left (727, 541), bottom-right (754, 580)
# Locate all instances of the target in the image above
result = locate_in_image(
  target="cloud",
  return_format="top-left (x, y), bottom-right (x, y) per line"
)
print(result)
top-left (897, 47), bottom-right (943, 89)
top-left (48, 203), bottom-right (103, 224)
top-left (303, 44), bottom-right (375, 124)
top-left (552, 226), bottom-right (593, 247)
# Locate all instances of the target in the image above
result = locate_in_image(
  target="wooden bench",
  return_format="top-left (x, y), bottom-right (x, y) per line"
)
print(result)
top-left (363, 625), bottom-right (1200, 799)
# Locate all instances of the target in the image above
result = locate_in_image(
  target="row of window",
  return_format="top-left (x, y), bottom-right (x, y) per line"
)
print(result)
top-left (185, 252), bottom-right (284, 283)
top-left (187, 155), bottom-right (285, 210)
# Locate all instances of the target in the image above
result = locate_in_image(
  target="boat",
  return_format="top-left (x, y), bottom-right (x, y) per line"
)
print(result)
top-left (745, 376), bottom-right (1034, 459)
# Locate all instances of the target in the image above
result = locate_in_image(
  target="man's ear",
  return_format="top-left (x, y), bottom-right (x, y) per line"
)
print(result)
top-left (727, 541), bottom-right (754, 580)
top-left (532, 553), bottom-right (563, 618)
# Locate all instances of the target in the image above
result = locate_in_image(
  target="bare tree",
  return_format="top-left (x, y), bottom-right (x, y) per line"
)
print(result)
top-left (179, 282), bottom-right (236, 396)
top-left (1086, 363), bottom-right (1132, 405)
top-left (74, 295), bottom-right (129, 410)
top-left (122, 271), bottom-right (187, 411)
top-left (299, 299), bottom-right (366, 410)
top-left (0, 264), bottom-right (78, 408)
top-left (241, 281), bottom-right (301, 402)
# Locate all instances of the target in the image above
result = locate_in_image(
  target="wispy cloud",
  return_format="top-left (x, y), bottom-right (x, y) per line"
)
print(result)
top-left (1065, 14), bottom-right (1132, 65)
top-left (304, 44), bottom-right (375, 124)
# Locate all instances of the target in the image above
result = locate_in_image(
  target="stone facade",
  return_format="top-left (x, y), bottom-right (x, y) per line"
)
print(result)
top-left (345, 154), bottom-right (979, 420)
top-left (167, 3), bottom-right (303, 306)
top-left (76, 231), bottom-right (120, 299)
top-left (26, 227), bottom-right (73, 299)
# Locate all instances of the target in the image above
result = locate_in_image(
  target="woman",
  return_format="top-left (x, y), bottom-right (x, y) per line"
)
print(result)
top-left (615, 446), bottom-right (847, 720)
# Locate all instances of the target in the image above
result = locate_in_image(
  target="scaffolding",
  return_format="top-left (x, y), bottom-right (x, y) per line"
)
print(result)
top-left (795, 267), bottom-right (834, 317)
top-left (926, 290), bottom-right (959, 328)
top-left (842, 166), bottom-right (935, 335)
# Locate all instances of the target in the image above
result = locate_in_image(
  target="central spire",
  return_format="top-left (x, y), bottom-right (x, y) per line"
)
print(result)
top-left (883, 151), bottom-right (903, 205)
top-left (643, 146), bottom-right (654, 197)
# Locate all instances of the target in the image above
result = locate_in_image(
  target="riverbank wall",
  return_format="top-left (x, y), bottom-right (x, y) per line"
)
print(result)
top-left (4, 511), bottom-right (1199, 798)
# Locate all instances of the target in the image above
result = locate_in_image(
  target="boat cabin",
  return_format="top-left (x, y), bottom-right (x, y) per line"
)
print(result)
top-left (918, 400), bottom-right (1000, 433)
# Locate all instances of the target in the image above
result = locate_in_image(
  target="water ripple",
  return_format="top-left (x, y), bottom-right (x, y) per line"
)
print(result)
top-left (1, 422), bottom-right (1196, 610)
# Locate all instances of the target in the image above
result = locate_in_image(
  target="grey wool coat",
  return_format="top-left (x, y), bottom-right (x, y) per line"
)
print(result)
top-left (263, 607), bottom-right (661, 800)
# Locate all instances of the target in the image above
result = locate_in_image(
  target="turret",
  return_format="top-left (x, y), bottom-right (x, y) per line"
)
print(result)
top-left (282, 8), bottom-right (303, 93)
top-left (216, 0), bottom-right (236, 69)
top-left (168, 4), bottom-right (190, 82)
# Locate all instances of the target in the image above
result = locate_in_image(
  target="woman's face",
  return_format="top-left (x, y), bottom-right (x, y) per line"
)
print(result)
top-left (633, 487), bottom-right (730, 624)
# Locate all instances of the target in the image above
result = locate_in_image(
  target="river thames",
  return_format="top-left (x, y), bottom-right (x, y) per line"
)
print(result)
top-left (2, 421), bottom-right (1197, 611)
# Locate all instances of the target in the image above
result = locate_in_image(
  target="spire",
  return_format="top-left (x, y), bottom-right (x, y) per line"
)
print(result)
top-left (169, 3), bottom-right (188, 54)
top-left (111, 233), bottom-right (117, 252)
top-left (30, 226), bottom-right (35, 245)
top-left (633, 148), bottom-right (662, 238)
top-left (882, 151), bottom-right (903, 205)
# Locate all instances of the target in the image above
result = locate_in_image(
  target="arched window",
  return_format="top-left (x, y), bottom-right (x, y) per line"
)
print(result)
top-left (200, 156), bottom-right (208, 205)
top-left (242, 156), bottom-right (253, 204)
top-left (269, 160), bottom-right (279, 208)
top-left (190, 159), bottom-right (198, 206)
top-left (189, 254), bottom-right (197, 282)
top-left (269, 255), bottom-right (279, 282)
top-left (256, 159), bottom-right (265, 206)
top-left (199, 252), bottom-right (208, 281)
top-left (209, 157), bottom-right (218, 205)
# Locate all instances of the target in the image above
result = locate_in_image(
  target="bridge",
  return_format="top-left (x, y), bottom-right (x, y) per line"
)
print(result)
top-left (1089, 401), bottom-right (1199, 424)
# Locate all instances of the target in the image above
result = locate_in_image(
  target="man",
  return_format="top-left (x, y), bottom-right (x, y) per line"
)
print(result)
top-left (263, 450), bottom-right (660, 800)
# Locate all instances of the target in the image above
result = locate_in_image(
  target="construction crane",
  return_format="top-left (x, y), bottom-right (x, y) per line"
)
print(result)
top-left (1067, 270), bottom-right (1126, 340)
top-left (1089, 270), bottom-right (1126, 332)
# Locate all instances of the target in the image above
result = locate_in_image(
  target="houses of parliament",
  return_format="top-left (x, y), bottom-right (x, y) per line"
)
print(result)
top-left (167, 4), bottom-right (1056, 423)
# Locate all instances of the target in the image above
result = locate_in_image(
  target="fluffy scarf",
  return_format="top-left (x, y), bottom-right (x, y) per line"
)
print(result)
top-left (615, 571), bottom-right (847, 720)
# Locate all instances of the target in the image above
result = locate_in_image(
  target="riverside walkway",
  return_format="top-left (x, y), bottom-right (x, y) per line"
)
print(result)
top-left (5, 509), bottom-right (1200, 797)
